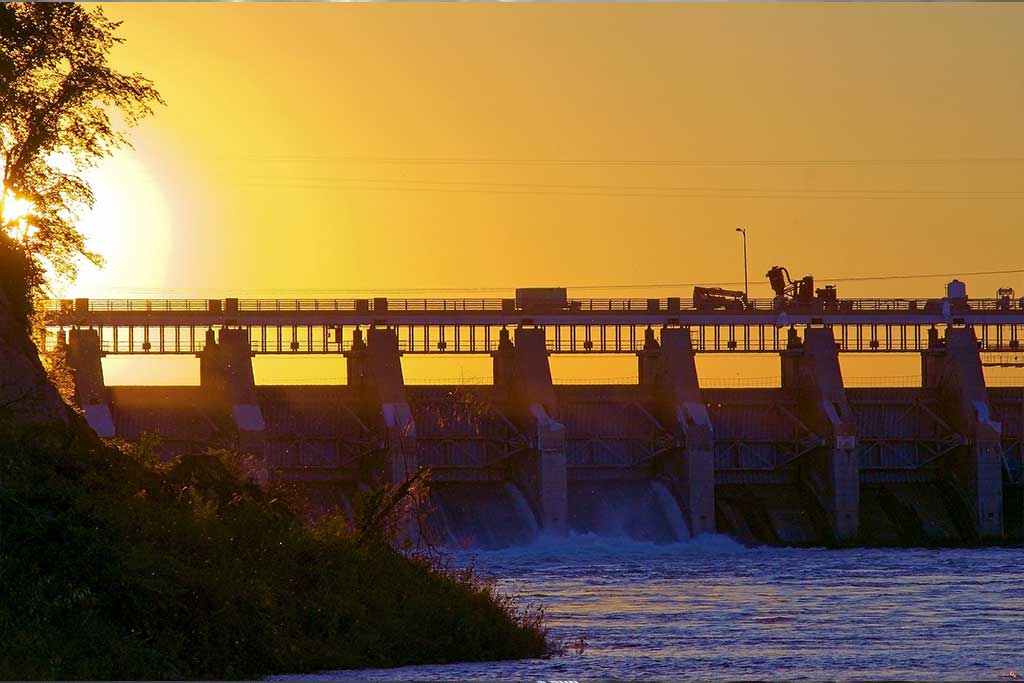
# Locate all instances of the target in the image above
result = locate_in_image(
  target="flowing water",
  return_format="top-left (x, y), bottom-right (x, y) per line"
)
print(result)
top-left (277, 536), bottom-right (1024, 681)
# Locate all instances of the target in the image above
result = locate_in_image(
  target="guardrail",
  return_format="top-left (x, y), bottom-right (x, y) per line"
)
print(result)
top-left (39, 296), bottom-right (1024, 315)
top-left (40, 299), bottom-right (213, 313)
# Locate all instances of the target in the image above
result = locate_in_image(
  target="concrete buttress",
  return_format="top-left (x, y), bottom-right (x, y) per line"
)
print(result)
top-left (495, 327), bottom-right (568, 535)
top-left (66, 328), bottom-right (115, 438)
top-left (640, 327), bottom-right (716, 536)
top-left (922, 327), bottom-right (1002, 540)
top-left (781, 327), bottom-right (859, 543)
top-left (347, 327), bottom-right (417, 486)
top-left (198, 328), bottom-right (266, 451)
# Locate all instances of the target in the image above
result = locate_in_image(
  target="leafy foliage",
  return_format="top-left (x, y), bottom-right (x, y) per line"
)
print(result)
top-left (351, 467), bottom-right (434, 549)
top-left (0, 434), bottom-right (549, 679)
top-left (0, 2), bottom-right (162, 301)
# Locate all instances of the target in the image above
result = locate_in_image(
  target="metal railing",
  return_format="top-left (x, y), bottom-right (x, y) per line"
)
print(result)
top-left (40, 299), bottom-right (213, 313)
top-left (40, 295), bottom-right (1024, 315)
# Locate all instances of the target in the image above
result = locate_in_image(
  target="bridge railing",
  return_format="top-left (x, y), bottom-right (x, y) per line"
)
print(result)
top-left (240, 299), bottom-right (357, 312)
top-left (38, 296), bottom-right (1024, 316)
top-left (40, 299), bottom-right (213, 313)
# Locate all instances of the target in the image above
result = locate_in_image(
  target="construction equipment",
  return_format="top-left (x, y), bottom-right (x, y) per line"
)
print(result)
top-left (816, 285), bottom-right (839, 311)
top-left (693, 286), bottom-right (746, 311)
top-left (766, 265), bottom-right (816, 307)
top-left (997, 287), bottom-right (1016, 311)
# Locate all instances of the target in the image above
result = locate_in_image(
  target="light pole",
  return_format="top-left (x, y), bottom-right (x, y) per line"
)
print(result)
top-left (735, 227), bottom-right (748, 304)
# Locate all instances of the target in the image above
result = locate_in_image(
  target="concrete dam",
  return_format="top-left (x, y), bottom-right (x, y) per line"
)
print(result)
top-left (42, 286), bottom-right (1024, 547)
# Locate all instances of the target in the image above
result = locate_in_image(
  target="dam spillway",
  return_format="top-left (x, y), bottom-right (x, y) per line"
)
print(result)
top-left (42, 289), bottom-right (1024, 547)
top-left (98, 382), bottom-right (1024, 547)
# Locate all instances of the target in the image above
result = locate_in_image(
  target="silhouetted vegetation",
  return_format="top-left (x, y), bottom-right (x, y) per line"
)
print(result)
top-left (0, 233), bottom-right (35, 329)
top-left (1, 2), bottom-right (162, 303)
top-left (0, 427), bottom-right (548, 679)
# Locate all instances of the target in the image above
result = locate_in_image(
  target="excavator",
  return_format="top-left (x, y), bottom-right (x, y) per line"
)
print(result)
top-left (693, 286), bottom-right (747, 311)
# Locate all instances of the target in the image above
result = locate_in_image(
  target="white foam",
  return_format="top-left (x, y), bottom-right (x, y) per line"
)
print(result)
top-left (459, 530), bottom-right (746, 566)
top-left (504, 482), bottom-right (540, 536)
top-left (650, 480), bottom-right (690, 541)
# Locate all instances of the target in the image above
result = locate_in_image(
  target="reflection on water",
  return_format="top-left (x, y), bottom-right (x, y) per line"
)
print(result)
top-left (275, 535), bottom-right (1024, 681)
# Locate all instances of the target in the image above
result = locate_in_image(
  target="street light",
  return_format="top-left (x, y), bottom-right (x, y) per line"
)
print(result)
top-left (735, 227), bottom-right (748, 305)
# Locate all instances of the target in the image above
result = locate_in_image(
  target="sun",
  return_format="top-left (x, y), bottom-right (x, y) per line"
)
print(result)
top-left (2, 150), bottom-right (173, 298)
top-left (1, 193), bottom-right (36, 241)
top-left (69, 152), bottom-right (172, 298)
top-left (1, 194), bottom-right (33, 223)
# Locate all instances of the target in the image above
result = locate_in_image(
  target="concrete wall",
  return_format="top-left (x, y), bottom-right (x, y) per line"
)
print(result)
top-left (64, 318), bottom-right (1024, 546)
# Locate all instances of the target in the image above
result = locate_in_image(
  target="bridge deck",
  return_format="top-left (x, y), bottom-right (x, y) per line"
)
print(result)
top-left (40, 295), bottom-right (1024, 355)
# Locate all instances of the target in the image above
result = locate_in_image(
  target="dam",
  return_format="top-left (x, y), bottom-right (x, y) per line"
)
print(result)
top-left (41, 282), bottom-right (1024, 547)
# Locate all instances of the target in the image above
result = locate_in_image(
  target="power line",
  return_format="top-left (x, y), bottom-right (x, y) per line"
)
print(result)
top-left (236, 178), bottom-right (1024, 202)
top-left (817, 268), bottom-right (1024, 285)
top-left (236, 175), bottom-right (1024, 200)
top-left (565, 268), bottom-right (1024, 291)
top-left (220, 154), bottom-right (1024, 168)
top-left (90, 267), bottom-right (1024, 296)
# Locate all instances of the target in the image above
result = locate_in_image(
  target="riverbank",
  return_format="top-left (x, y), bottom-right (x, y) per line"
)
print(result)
top-left (0, 424), bottom-right (547, 679)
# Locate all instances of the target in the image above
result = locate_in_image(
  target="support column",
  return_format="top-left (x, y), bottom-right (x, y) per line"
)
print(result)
top-left (198, 328), bottom-right (266, 434)
top-left (641, 327), bottom-right (716, 536)
top-left (781, 327), bottom-right (859, 543)
top-left (492, 327), bottom-right (516, 392)
top-left (66, 328), bottom-right (115, 438)
top-left (922, 327), bottom-right (1002, 541)
top-left (637, 326), bottom-right (660, 386)
top-left (347, 327), bottom-right (417, 486)
top-left (497, 327), bottom-right (568, 535)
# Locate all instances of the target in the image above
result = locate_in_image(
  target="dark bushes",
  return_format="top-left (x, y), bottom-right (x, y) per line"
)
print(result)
top-left (0, 432), bottom-right (547, 679)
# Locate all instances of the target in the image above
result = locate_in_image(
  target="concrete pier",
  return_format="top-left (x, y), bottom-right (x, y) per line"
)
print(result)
top-left (199, 328), bottom-right (266, 434)
top-left (922, 327), bottom-right (1003, 540)
top-left (495, 327), bottom-right (568, 535)
top-left (640, 327), bottom-right (716, 536)
top-left (66, 328), bottom-right (115, 437)
top-left (781, 327), bottom-right (860, 543)
top-left (346, 327), bottom-right (417, 486)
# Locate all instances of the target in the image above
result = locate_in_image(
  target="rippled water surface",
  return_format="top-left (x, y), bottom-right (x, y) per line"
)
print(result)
top-left (280, 536), bottom-right (1024, 681)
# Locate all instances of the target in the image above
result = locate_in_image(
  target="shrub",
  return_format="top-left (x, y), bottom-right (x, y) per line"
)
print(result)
top-left (0, 429), bottom-right (548, 679)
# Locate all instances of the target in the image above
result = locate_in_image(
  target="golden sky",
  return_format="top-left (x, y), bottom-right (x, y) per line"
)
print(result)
top-left (69, 3), bottom-right (1024, 385)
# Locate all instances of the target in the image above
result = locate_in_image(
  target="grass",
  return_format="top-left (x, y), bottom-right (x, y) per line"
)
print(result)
top-left (0, 419), bottom-right (548, 679)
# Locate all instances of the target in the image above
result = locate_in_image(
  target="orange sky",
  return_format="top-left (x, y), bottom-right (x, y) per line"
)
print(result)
top-left (68, 3), bottom-right (1024, 386)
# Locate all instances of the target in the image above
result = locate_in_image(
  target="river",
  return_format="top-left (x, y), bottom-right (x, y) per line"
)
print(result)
top-left (278, 535), bottom-right (1023, 681)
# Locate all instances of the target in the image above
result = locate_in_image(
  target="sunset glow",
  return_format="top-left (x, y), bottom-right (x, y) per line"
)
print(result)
top-left (53, 3), bottom-right (1024, 387)
top-left (76, 3), bottom-right (1024, 303)
top-left (1, 193), bottom-right (34, 240)
top-left (69, 155), bottom-right (174, 297)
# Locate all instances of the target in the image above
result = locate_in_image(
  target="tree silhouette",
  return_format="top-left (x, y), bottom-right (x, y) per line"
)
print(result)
top-left (0, 2), bottom-right (162, 321)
